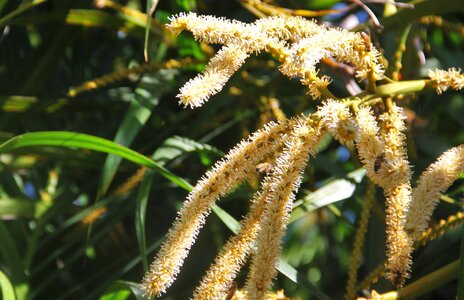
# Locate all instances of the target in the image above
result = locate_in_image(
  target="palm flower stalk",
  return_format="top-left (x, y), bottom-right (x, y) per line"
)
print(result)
top-left (191, 187), bottom-right (270, 299)
top-left (142, 120), bottom-right (290, 296)
top-left (167, 12), bottom-right (384, 108)
top-left (406, 145), bottom-right (464, 240)
top-left (244, 117), bottom-right (325, 299)
top-left (142, 13), bottom-right (464, 298)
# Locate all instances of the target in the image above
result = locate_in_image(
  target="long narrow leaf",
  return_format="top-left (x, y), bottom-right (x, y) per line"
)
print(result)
top-left (0, 197), bottom-right (42, 219)
top-left (134, 170), bottom-right (152, 272)
top-left (0, 222), bottom-right (28, 299)
top-left (277, 259), bottom-right (331, 300)
top-left (11, 9), bottom-right (166, 40)
top-left (211, 204), bottom-right (241, 234)
top-left (0, 0), bottom-right (47, 26)
top-left (0, 269), bottom-right (16, 300)
top-left (458, 228), bottom-right (464, 299)
top-left (152, 135), bottom-right (222, 164)
top-left (290, 168), bottom-right (366, 223)
top-left (0, 131), bottom-right (191, 191)
top-left (143, 0), bottom-right (153, 62)
top-left (98, 75), bottom-right (161, 197)
top-left (381, 0), bottom-right (464, 30)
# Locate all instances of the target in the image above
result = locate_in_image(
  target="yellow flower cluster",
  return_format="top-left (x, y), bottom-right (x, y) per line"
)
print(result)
top-left (168, 12), bottom-right (384, 107)
top-left (319, 102), bottom-right (414, 286)
top-left (407, 145), bottom-right (464, 240)
top-left (143, 120), bottom-right (290, 296)
top-left (143, 13), bottom-right (464, 299)
top-left (377, 106), bottom-right (413, 286)
top-left (428, 68), bottom-right (464, 94)
top-left (142, 114), bottom-right (326, 299)
top-left (318, 100), bottom-right (356, 146)
top-left (320, 101), bottom-right (463, 287)
top-left (245, 121), bottom-right (324, 300)
top-left (142, 111), bottom-right (328, 299)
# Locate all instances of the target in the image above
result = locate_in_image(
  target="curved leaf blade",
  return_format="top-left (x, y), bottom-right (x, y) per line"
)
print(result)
top-left (290, 168), bottom-right (366, 223)
top-left (0, 131), bottom-right (191, 191)
top-left (0, 222), bottom-right (27, 299)
top-left (0, 269), bottom-right (16, 300)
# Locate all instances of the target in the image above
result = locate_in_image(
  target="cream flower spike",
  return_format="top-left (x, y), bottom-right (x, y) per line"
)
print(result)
top-left (192, 175), bottom-right (272, 299)
top-left (279, 28), bottom-right (384, 98)
top-left (378, 105), bottom-right (413, 287)
top-left (177, 44), bottom-right (249, 108)
top-left (318, 99), bottom-right (356, 145)
top-left (353, 105), bottom-right (414, 287)
top-left (428, 68), bottom-right (464, 94)
top-left (353, 106), bottom-right (386, 185)
top-left (167, 12), bottom-right (284, 53)
top-left (142, 120), bottom-right (290, 297)
top-left (167, 12), bottom-right (385, 105)
top-left (151, 117), bottom-right (317, 300)
top-left (407, 144), bottom-right (464, 240)
top-left (245, 117), bottom-right (325, 299)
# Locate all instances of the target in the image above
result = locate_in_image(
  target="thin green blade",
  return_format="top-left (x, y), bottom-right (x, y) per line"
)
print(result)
top-left (0, 131), bottom-right (191, 191)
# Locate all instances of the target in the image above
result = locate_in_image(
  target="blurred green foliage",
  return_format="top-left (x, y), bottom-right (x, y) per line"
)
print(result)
top-left (0, 0), bottom-right (463, 299)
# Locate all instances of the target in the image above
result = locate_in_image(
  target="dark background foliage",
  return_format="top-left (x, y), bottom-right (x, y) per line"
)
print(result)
top-left (0, 0), bottom-right (463, 299)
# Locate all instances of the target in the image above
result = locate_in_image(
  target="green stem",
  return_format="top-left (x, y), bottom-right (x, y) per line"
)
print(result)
top-left (319, 86), bottom-right (336, 99)
top-left (366, 69), bottom-right (378, 94)
top-left (342, 79), bottom-right (433, 106)
top-left (344, 183), bottom-right (375, 300)
top-left (0, 0), bottom-right (48, 27)
top-left (383, 0), bottom-right (397, 17)
top-left (392, 24), bottom-right (412, 81)
top-left (356, 79), bottom-right (433, 102)
top-left (381, 260), bottom-right (460, 299)
top-left (458, 227), bottom-right (464, 299)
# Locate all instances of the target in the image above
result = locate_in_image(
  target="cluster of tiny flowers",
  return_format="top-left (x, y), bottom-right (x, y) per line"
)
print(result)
top-left (428, 68), bottom-right (464, 94)
top-left (378, 106), bottom-right (415, 286)
top-left (406, 145), bottom-right (464, 240)
top-left (142, 13), bottom-right (464, 298)
top-left (177, 45), bottom-right (249, 108)
top-left (142, 114), bottom-right (326, 299)
top-left (144, 94), bottom-right (461, 296)
top-left (321, 100), bottom-right (463, 287)
top-left (279, 27), bottom-right (383, 83)
top-left (244, 120), bottom-right (324, 300)
top-left (322, 102), bottom-right (410, 285)
top-left (142, 120), bottom-right (290, 296)
top-left (167, 13), bottom-right (384, 107)
top-left (192, 186), bottom-right (269, 299)
top-left (318, 100), bottom-right (356, 146)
